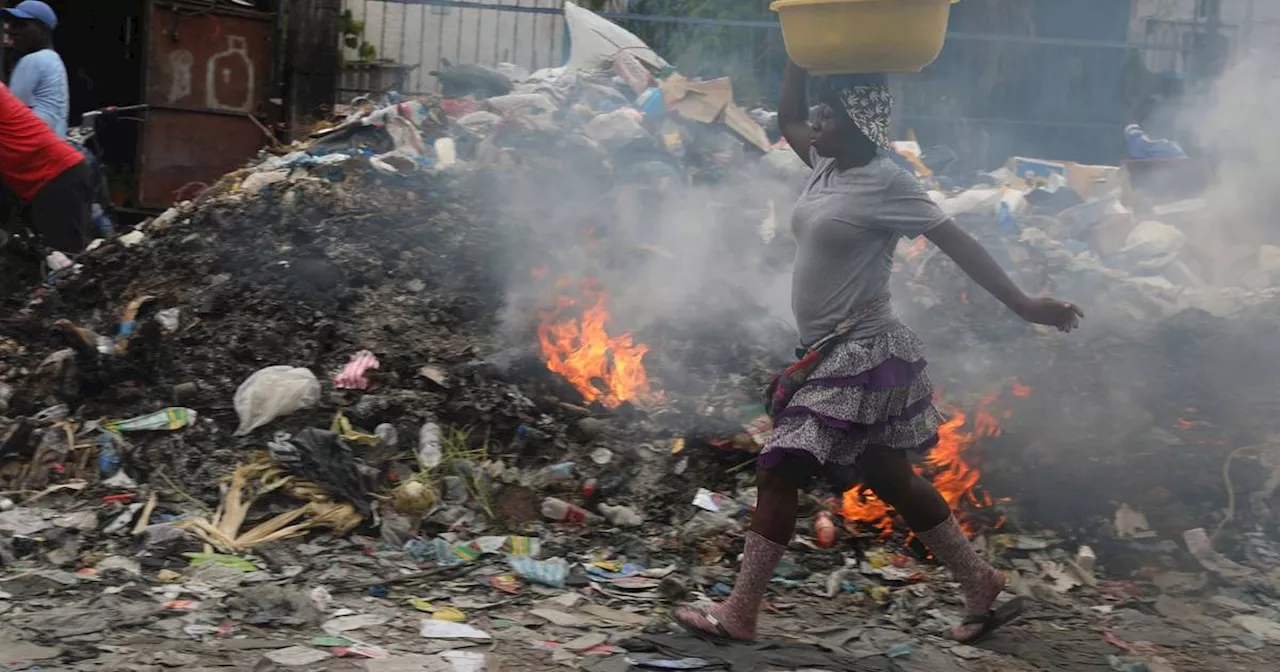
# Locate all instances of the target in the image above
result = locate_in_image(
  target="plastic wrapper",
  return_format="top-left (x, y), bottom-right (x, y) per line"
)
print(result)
top-left (1110, 219), bottom-right (1186, 274)
top-left (268, 428), bottom-right (371, 515)
top-left (585, 108), bottom-right (647, 146)
top-left (508, 556), bottom-right (569, 588)
top-left (486, 93), bottom-right (558, 131)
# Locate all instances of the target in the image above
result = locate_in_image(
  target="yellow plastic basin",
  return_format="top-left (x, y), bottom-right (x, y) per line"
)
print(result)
top-left (770, 0), bottom-right (956, 74)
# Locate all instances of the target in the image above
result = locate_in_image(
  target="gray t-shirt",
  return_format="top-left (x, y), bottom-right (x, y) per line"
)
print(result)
top-left (791, 150), bottom-right (947, 345)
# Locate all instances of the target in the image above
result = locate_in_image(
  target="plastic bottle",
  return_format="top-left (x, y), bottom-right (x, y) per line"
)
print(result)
top-left (530, 461), bottom-right (576, 488)
top-left (814, 512), bottom-right (837, 548)
top-left (1075, 545), bottom-right (1097, 573)
top-left (98, 435), bottom-right (121, 476)
top-left (541, 497), bottom-right (599, 524)
top-left (417, 421), bottom-right (442, 469)
top-left (511, 424), bottom-right (551, 453)
top-left (90, 203), bottom-right (114, 239)
top-left (599, 503), bottom-right (644, 527)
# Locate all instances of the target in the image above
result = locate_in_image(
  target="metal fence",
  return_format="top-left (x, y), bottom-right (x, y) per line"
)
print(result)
top-left (342, 0), bottom-right (1267, 166)
top-left (340, 0), bottom-right (569, 98)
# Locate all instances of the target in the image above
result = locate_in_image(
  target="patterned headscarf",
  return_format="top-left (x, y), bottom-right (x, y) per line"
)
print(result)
top-left (822, 74), bottom-right (892, 150)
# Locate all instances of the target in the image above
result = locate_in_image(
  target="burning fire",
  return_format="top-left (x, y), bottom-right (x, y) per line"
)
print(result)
top-left (535, 276), bottom-right (653, 409)
top-left (841, 381), bottom-right (1027, 538)
top-left (904, 238), bottom-right (927, 261)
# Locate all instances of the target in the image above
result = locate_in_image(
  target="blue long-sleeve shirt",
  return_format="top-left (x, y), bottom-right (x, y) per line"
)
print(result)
top-left (8, 49), bottom-right (69, 137)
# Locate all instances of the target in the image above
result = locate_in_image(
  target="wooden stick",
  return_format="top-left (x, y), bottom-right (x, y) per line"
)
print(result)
top-left (132, 492), bottom-right (159, 536)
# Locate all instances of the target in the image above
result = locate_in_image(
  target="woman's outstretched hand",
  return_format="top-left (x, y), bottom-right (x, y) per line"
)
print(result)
top-left (1016, 297), bottom-right (1083, 332)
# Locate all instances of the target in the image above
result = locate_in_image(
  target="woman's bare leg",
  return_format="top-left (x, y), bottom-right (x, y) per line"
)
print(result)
top-left (859, 446), bottom-right (1004, 641)
top-left (749, 470), bottom-right (801, 543)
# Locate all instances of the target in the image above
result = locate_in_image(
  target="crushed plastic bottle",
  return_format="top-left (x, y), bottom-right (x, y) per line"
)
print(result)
top-left (529, 461), bottom-right (576, 488)
top-left (680, 511), bottom-right (738, 540)
top-left (404, 538), bottom-right (431, 563)
top-left (541, 497), bottom-right (600, 524)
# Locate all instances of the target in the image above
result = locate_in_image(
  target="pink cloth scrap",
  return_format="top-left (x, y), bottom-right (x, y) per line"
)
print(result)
top-left (334, 350), bottom-right (380, 390)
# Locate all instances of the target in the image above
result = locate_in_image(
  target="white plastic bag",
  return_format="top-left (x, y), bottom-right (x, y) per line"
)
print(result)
top-left (1113, 219), bottom-right (1186, 273)
top-left (563, 2), bottom-right (668, 75)
top-left (761, 147), bottom-right (809, 181)
top-left (233, 366), bottom-right (321, 436)
top-left (584, 108), bottom-right (647, 145)
top-left (486, 93), bottom-right (558, 131)
top-left (456, 110), bottom-right (502, 136)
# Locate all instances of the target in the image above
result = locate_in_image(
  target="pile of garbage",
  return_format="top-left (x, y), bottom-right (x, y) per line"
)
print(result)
top-left (2, 4), bottom-right (1280, 670)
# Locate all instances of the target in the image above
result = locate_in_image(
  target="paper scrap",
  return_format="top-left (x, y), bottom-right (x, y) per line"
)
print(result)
top-left (322, 613), bottom-right (391, 635)
top-left (529, 608), bottom-right (590, 628)
top-left (264, 646), bottom-right (332, 667)
top-left (419, 620), bottom-right (492, 640)
top-left (579, 604), bottom-right (651, 626)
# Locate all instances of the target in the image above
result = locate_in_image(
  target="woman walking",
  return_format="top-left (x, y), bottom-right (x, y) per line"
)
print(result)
top-left (674, 62), bottom-right (1082, 644)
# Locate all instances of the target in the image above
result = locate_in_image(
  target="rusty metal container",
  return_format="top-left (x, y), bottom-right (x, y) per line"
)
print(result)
top-left (138, 0), bottom-right (275, 209)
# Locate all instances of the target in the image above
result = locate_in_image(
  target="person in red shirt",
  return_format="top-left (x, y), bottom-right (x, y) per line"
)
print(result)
top-left (0, 80), bottom-right (91, 253)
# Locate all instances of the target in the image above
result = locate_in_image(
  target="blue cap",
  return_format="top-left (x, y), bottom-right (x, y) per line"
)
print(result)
top-left (3, 1), bottom-right (57, 30)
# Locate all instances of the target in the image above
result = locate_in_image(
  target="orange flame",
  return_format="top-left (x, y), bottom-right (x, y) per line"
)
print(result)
top-left (904, 238), bottom-right (927, 261)
top-left (536, 277), bottom-right (653, 409)
top-left (1011, 380), bottom-right (1032, 398)
top-left (841, 390), bottom-right (1014, 538)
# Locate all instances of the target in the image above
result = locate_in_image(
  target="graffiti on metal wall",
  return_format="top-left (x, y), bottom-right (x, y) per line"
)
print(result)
top-left (161, 36), bottom-right (257, 112)
top-left (167, 49), bottom-right (195, 103)
top-left (206, 36), bottom-right (256, 112)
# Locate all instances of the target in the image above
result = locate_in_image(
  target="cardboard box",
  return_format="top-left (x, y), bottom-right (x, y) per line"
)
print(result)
top-left (1119, 158), bottom-right (1212, 215)
top-left (659, 74), bottom-right (770, 152)
top-left (1004, 156), bottom-right (1120, 200)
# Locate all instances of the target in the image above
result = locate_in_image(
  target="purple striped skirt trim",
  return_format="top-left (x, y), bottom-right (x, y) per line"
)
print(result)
top-left (758, 433), bottom-right (941, 478)
top-left (775, 394), bottom-right (934, 433)
top-left (803, 357), bottom-right (927, 390)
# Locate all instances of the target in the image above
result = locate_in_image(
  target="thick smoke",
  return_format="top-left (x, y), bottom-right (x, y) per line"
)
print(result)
top-left (1175, 52), bottom-right (1280, 286)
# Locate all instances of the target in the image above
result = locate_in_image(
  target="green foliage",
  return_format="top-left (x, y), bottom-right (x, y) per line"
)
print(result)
top-left (340, 8), bottom-right (377, 64)
top-left (625, 0), bottom-right (783, 104)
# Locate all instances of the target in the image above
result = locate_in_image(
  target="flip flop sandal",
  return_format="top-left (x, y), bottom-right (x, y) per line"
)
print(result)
top-left (952, 596), bottom-right (1028, 644)
top-left (670, 605), bottom-right (753, 645)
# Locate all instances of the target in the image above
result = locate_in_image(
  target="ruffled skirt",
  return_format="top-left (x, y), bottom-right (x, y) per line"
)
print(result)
top-left (758, 322), bottom-right (943, 483)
